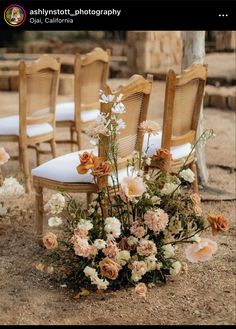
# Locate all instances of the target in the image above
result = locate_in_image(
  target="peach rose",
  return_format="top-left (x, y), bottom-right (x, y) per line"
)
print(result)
top-left (76, 152), bottom-right (97, 174)
top-left (43, 232), bottom-right (58, 250)
top-left (99, 257), bottom-right (121, 280)
top-left (207, 214), bottom-right (229, 235)
top-left (152, 148), bottom-right (172, 161)
top-left (93, 159), bottom-right (112, 177)
top-left (134, 282), bottom-right (147, 298)
top-left (120, 177), bottom-right (146, 201)
top-left (0, 147), bottom-right (10, 165)
top-left (185, 238), bottom-right (218, 263)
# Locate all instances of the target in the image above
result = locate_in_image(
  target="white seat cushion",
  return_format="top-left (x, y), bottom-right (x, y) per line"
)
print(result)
top-left (143, 132), bottom-right (192, 160)
top-left (31, 148), bottom-right (128, 186)
top-left (0, 115), bottom-right (53, 138)
top-left (32, 132), bottom-right (192, 185)
top-left (55, 102), bottom-right (100, 123)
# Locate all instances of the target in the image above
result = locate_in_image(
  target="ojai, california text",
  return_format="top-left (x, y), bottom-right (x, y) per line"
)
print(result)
top-left (30, 17), bottom-right (73, 24)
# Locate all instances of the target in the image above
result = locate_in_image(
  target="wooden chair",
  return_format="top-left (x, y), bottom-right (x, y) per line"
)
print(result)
top-left (144, 63), bottom-right (207, 193)
top-left (55, 47), bottom-right (110, 150)
top-left (0, 55), bottom-right (61, 193)
top-left (32, 74), bottom-right (153, 242)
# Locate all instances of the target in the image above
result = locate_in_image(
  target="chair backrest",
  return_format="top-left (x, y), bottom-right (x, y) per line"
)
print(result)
top-left (161, 63), bottom-right (207, 149)
top-left (74, 47), bottom-right (110, 127)
top-left (99, 74), bottom-right (153, 168)
top-left (19, 55), bottom-right (60, 137)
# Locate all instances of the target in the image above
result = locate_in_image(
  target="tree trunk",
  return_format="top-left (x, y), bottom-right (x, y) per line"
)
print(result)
top-left (181, 31), bottom-right (208, 187)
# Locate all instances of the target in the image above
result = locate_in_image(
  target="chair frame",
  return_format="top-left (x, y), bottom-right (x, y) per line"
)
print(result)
top-left (56, 47), bottom-right (110, 150)
top-left (0, 55), bottom-right (60, 193)
top-left (152, 63), bottom-right (207, 193)
top-left (33, 74), bottom-right (153, 242)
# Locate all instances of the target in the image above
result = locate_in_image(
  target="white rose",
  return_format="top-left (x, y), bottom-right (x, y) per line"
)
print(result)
top-left (162, 244), bottom-right (175, 258)
top-left (161, 183), bottom-right (179, 195)
top-left (179, 169), bottom-right (195, 183)
top-left (170, 261), bottom-right (182, 275)
top-left (93, 239), bottom-right (106, 250)
top-left (115, 250), bottom-right (131, 266)
top-left (48, 216), bottom-right (63, 227)
top-left (93, 277), bottom-right (109, 290)
top-left (83, 266), bottom-right (97, 280)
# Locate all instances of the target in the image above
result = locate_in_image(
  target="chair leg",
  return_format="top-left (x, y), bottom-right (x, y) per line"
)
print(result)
top-left (76, 131), bottom-right (81, 151)
top-left (21, 145), bottom-right (31, 193)
top-left (87, 192), bottom-right (93, 209)
top-left (35, 184), bottom-right (44, 244)
top-left (50, 139), bottom-right (57, 159)
top-left (190, 161), bottom-right (199, 194)
top-left (35, 143), bottom-right (40, 166)
top-left (70, 127), bottom-right (75, 152)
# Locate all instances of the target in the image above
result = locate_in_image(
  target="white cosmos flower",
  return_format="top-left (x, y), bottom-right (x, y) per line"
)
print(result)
top-left (112, 102), bottom-right (126, 114)
top-left (104, 217), bottom-right (121, 238)
top-left (116, 119), bottom-right (126, 131)
top-left (179, 169), bottom-right (195, 183)
top-left (99, 93), bottom-right (115, 103)
top-left (48, 216), bottom-right (63, 227)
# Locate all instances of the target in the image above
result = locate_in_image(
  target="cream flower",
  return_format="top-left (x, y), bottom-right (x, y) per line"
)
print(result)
top-left (104, 217), bottom-right (121, 238)
top-left (170, 261), bottom-right (182, 275)
top-left (162, 244), bottom-right (175, 258)
top-left (0, 147), bottom-right (10, 165)
top-left (0, 177), bottom-right (24, 199)
top-left (144, 208), bottom-right (169, 233)
top-left (115, 250), bottom-right (131, 266)
top-left (140, 120), bottom-right (160, 136)
top-left (151, 196), bottom-right (161, 205)
top-left (185, 238), bottom-right (218, 263)
top-left (161, 182), bottom-right (179, 195)
top-left (127, 236), bottom-right (138, 246)
top-left (48, 216), bottom-right (63, 227)
top-left (93, 239), bottom-right (106, 250)
top-left (179, 168), bottom-right (195, 183)
top-left (120, 177), bottom-right (146, 201)
top-left (77, 219), bottom-right (93, 231)
top-left (0, 204), bottom-right (7, 216)
top-left (44, 193), bottom-right (65, 214)
top-left (145, 255), bottom-right (157, 272)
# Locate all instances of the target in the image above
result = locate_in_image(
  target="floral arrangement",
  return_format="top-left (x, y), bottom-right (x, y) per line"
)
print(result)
top-left (41, 92), bottom-right (229, 298)
top-left (0, 147), bottom-right (28, 224)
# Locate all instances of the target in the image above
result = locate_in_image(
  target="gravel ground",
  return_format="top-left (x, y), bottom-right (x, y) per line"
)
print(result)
top-left (0, 79), bottom-right (235, 325)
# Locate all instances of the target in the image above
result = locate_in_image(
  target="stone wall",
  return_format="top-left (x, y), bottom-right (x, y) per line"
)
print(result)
top-left (127, 31), bottom-right (182, 74)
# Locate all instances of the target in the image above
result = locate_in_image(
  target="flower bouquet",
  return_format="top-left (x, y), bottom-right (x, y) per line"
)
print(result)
top-left (41, 92), bottom-right (229, 297)
top-left (0, 147), bottom-right (28, 224)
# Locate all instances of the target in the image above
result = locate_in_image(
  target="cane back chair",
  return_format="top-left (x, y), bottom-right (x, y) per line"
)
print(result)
top-left (0, 55), bottom-right (61, 193)
top-left (55, 47), bottom-right (110, 150)
top-left (32, 74), bottom-right (153, 241)
top-left (144, 63), bottom-right (208, 193)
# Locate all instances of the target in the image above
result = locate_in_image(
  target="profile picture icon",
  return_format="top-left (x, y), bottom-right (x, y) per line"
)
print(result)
top-left (4, 4), bottom-right (26, 27)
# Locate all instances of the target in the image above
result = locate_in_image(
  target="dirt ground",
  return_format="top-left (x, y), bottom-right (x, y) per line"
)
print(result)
top-left (0, 79), bottom-right (235, 325)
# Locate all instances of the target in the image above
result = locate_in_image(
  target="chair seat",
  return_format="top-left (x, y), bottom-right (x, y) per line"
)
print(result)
top-left (32, 132), bottom-right (192, 186)
top-left (55, 102), bottom-right (100, 123)
top-left (0, 115), bottom-right (53, 138)
top-left (143, 132), bottom-right (192, 160)
top-left (31, 148), bottom-right (128, 186)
